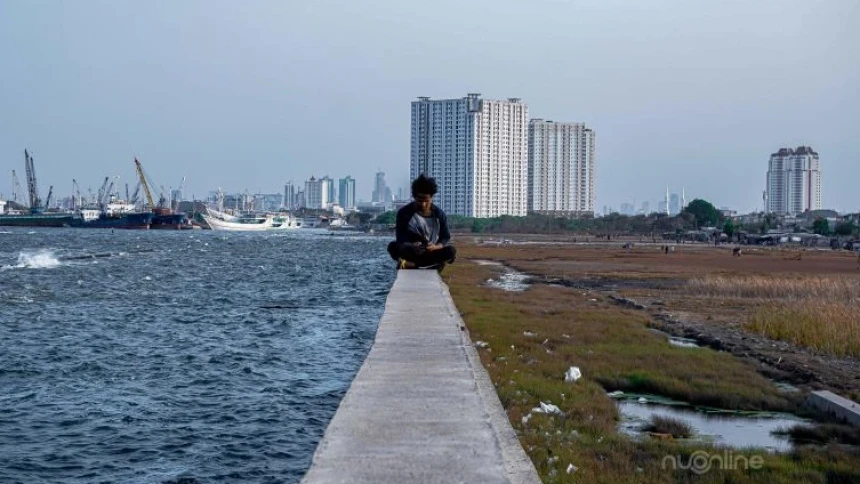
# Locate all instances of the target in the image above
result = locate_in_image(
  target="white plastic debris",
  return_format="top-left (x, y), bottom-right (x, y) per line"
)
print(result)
top-left (562, 334), bottom-right (571, 339)
top-left (541, 338), bottom-right (549, 345)
top-left (531, 401), bottom-right (562, 415)
top-left (474, 341), bottom-right (489, 348)
top-left (564, 366), bottom-right (582, 382)
top-left (607, 390), bottom-right (624, 397)
top-left (566, 464), bottom-right (578, 474)
top-left (638, 397), bottom-right (648, 404)
top-left (521, 413), bottom-right (532, 425)
top-left (523, 331), bottom-right (537, 337)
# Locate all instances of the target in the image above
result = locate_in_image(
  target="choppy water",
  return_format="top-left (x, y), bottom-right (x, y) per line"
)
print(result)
top-left (0, 228), bottom-right (394, 483)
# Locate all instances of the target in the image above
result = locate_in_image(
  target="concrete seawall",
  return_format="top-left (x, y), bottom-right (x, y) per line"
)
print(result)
top-left (302, 270), bottom-right (540, 483)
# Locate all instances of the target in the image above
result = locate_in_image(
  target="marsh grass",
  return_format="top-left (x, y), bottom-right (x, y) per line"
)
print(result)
top-left (688, 275), bottom-right (860, 300)
top-left (688, 275), bottom-right (860, 358)
top-left (746, 301), bottom-right (860, 358)
top-left (444, 250), bottom-right (860, 483)
top-left (773, 423), bottom-right (860, 446)
top-left (643, 416), bottom-right (693, 438)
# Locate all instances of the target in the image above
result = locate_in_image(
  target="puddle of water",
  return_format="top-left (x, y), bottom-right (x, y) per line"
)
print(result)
top-left (772, 381), bottom-right (801, 393)
top-left (648, 328), bottom-right (701, 348)
top-left (473, 259), bottom-right (531, 292)
top-left (486, 273), bottom-right (530, 292)
top-left (614, 394), bottom-right (807, 452)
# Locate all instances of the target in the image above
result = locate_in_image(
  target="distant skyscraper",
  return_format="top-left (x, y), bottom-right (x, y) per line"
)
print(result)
top-left (669, 193), bottom-right (681, 215)
top-left (372, 171), bottom-right (389, 204)
top-left (304, 176), bottom-right (332, 209)
top-left (766, 146), bottom-right (821, 215)
top-left (284, 181), bottom-right (297, 210)
top-left (320, 176), bottom-right (335, 207)
top-left (338, 176), bottom-right (356, 209)
top-left (620, 203), bottom-right (635, 216)
top-left (411, 93), bottom-right (528, 217)
top-left (527, 119), bottom-right (595, 216)
top-left (641, 201), bottom-right (650, 215)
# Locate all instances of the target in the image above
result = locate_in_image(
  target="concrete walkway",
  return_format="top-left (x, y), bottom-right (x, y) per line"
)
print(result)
top-left (302, 270), bottom-right (540, 484)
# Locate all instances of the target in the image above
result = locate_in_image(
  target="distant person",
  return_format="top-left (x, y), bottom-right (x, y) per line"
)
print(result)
top-left (387, 174), bottom-right (456, 271)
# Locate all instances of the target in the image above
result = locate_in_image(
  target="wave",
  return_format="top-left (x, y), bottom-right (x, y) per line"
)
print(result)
top-left (11, 250), bottom-right (62, 269)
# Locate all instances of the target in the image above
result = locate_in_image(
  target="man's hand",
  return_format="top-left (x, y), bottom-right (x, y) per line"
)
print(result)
top-left (426, 243), bottom-right (444, 252)
top-left (410, 242), bottom-right (427, 254)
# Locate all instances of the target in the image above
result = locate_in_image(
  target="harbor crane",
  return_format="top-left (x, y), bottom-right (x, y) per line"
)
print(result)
top-left (44, 186), bottom-right (54, 209)
top-left (174, 176), bottom-right (186, 210)
top-left (134, 158), bottom-right (156, 211)
top-left (129, 181), bottom-right (141, 206)
top-left (104, 177), bottom-right (117, 206)
top-left (72, 179), bottom-right (83, 209)
top-left (96, 176), bottom-right (110, 208)
top-left (24, 150), bottom-right (41, 210)
top-left (11, 170), bottom-right (23, 205)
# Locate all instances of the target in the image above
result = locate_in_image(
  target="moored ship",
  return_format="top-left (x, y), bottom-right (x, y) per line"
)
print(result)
top-left (70, 209), bottom-right (154, 229)
top-left (0, 209), bottom-right (75, 227)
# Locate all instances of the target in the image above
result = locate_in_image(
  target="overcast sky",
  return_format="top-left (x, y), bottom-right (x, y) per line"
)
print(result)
top-left (1, 0), bottom-right (858, 212)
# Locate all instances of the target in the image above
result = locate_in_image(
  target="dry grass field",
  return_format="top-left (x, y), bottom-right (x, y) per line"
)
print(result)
top-left (443, 239), bottom-right (860, 483)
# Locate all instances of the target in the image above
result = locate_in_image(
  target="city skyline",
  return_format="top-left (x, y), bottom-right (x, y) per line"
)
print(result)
top-left (1, 1), bottom-right (858, 213)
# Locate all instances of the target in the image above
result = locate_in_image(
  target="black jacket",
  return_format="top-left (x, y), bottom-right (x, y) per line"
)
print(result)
top-left (394, 202), bottom-right (451, 246)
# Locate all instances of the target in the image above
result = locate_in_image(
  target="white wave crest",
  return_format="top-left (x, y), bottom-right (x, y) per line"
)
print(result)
top-left (15, 250), bottom-right (61, 269)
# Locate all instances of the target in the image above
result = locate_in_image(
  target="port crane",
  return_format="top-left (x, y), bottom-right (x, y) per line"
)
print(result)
top-left (96, 177), bottom-right (110, 208)
top-left (11, 170), bottom-right (23, 205)
top-left (174, 176), bottom-right (186, 210)
top-left (72, 179), bottom-right (83, 209)
top-left (129, 181), bottom-right (142, 205)
top-left (44, 186), bottom-right (54, 209)
top-left (134, 158), bottom-right (157, 211)
top-left (23, 150), bottom-right (41, 210)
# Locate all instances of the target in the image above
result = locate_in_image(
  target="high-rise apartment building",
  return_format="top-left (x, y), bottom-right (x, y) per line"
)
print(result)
top-left (338, 176), bottom-right (356, 209)
top-left (411, 93), bottom-right (528, 217)
top-left (305, 176), bottom-right (333, 209)
top-left (669, 193), bottom-right (681, 216)
top-left (371, 171), bottom-right (392, 204)
top-left (284, 181), bottom-right (297, 210)
top-left (527, 120), bottom-right (595, 216)
top-left (320, 176), bottom-right (336, 207)
top-left (766, 146), bottom-right (821, 215)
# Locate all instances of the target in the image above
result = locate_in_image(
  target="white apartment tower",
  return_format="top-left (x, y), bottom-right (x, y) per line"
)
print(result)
top-left (410, 93), bottom-right (528, 217)
top-left (766, 146), bottom-right (821, 215)
top-left (338, 176), bottom-right (356, 210)
top-left (527, 120), bottom-right (595, 216)
top-left (304, 176), bottom-right (333, 209)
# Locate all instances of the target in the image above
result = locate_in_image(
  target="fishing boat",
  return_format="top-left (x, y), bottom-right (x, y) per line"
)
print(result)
top-left (201, 212), bottom-right (276, 231)
top-left (201, 207), bottom-right (302, 231)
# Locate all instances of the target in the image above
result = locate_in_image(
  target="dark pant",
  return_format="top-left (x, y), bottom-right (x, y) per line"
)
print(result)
top-left (387, 242), bottom-right (456, 267)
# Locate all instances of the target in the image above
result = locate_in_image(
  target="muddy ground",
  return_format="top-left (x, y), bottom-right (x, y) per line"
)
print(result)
top-left (457, 238), bottom-right (860, 401)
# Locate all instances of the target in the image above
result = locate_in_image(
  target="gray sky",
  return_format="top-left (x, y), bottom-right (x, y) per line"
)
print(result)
top-left (1, 0), bottom-right (858, 212)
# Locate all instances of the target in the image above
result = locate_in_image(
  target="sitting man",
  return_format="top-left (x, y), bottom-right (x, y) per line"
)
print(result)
top-left (387, 174), bottom-right (456, 270)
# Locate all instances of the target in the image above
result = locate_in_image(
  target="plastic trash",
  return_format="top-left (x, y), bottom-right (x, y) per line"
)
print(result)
top-left (564, 366), bottom-right (582, 382)
top-left (566, 464), bottom-right (578, 474)
top-left (607, 390), bottom-right (624, 397)
top-left (638, 397), bottom-right (648, 404)
top-left (532, 401), bottom-right (562, 415)
top-left (474, 341), bottom-right (489, 348)
top-left (523, 331), bottom-right (537, 337)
